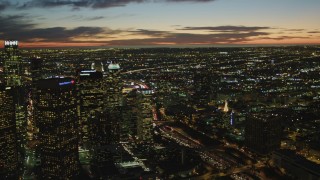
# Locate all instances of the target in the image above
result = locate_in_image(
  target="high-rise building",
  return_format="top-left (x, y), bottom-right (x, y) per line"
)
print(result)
top-left (245, 113), bottom-right (282, 154)
top-left (137, 89), bottom-right (153, 143)
top-left (90, 63), bottom-right (122, 164)
top-left (3, 40), bottom-right (27, 170)
top-left (77, 70), bottom-right (103, 148)
top-left (121, 89), bottom-right (139, 141)
top-left (0, 85), bottom-right (18, 179)
top-left (30, 57), bottom-right (44, 83)
top-left (102, 63), bottom-right (123, 144)
top-left (34, 78), bottom-right (80, 179)
top-left (104, 63), bottom-right (122, 109)
top-left (3, 40), bottom-right (21, 87)
top-left (192, 71), bottom-right (218, 106)
top-left (122, 87), bottom-right (154, 143)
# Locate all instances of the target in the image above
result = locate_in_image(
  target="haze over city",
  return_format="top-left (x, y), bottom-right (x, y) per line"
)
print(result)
top-left (1, 1), bottom-right (320, 180)
top-left (1, 0), bottom-right (320, 48)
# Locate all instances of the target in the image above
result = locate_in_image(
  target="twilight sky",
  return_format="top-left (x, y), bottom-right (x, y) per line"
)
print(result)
top-left (0, 0), bottom-right (320, 48)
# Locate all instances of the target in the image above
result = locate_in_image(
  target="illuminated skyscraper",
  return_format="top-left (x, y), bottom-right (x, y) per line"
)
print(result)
top-left (3, 40), bottom-right (26, 170)
top-left (104, 63), bottom-right (122, 109)
top-left (77, 70), bottom-right (103, 148)
top-left (0, 85), bottom-right (18, 179)
top-left (3, 40), bottom-right (21, 87)
top-left (122, 88), bottom-right (153, 143)
top-left (102, 63), bottom-right (123, 144)
top-left (245, 113), bottom-right (282, 154)
top-left (34, 78), bottom-right (80, 179)
top-left (137, 89), bottom-right (153, 143)
top-left (90, 63), bottom-right (122, 164)
top-left (193, 71), bottom-right (218, 105)
top-left (122, 89), bottom-right (139, 141)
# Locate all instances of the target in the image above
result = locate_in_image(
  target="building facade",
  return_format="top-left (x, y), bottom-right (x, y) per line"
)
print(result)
top-left (0, 85), bottom-right (18, 179)
top-left (102, 63), bottom-right (123, 144)
top-left (4, 40), bottom-right (22, 87)
top-left (3, 40), bottom-right (27, 171)
top-left (245, 113), bottom-right (282, 154)
top-left (77, 70), bottom-right (104, 148)
top-left (137, 89), bottom-right (153, 143)
top-left (34, 78), bottom-right (79, 179)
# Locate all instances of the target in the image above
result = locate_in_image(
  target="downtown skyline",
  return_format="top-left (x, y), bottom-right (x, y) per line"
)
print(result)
top-left (1, 0), bottom-right (320, 48)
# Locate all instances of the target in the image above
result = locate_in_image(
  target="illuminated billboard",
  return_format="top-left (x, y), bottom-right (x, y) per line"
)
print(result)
top-left (59, 80), bottom-right (75, 86)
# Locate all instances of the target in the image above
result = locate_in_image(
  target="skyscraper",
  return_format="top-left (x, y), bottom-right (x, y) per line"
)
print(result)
top-left (30, 57), bottom-right (44, 83)
top-left (77, 70), bottom-right (103, 148)
top-left (104, 63), bottom-right (122, 109)
top-left (122, 89), bottom-right (139, 141)
top-left (91, 63), bottom-right (123, 164)
top-left (137, 89), bottom-right (154, 143)
top-left (245, 113), bottom-right (282, 154)
top-left (34, 78), bottom-right (80, 179)
top-left (0, 85), bottom-right (18, 179)
top-left (121, 87), bottom-right (153, 143)
top-left (192, 71), bottom-right (218, 106)
top-left (3, 40), bottom-right (21, 87)
top-left (3, 40), bottom-right (26, 171)
top-left (102, 63), bottom-right (123, 144)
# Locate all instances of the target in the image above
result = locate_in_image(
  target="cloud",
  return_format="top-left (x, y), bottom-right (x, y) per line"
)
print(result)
top-left (17, 0), bottom-right (146, 9)
top-left (86, 16), bottom-right (105, 21)
top-left (128, 29), bottom-right (170, 37)
top-left (308, 31), bottom-right (320, 34)
top-left (0, 15), bottom-right (35, 34)
top-left (0, 14), bottom-right (110, 42)
top-left (23, 26), bottom-right (106, 42)
top-left (0, 0), bottom-right (10, 10)
top-left (178, 25), bottom-right (272, 32)
top-left (285, 29), bottom-right (305, 32)
top-left (165, 0), bottom-right (215, 2)
top-left (108, 28), bottom-right (270, 45)
top-left (90, 0), bottom-right (146, 9)
top-left (260, 36), bottom-right (310, 41)
top-left (16, 0), bottom-right (215, 9)
top-left (18, 0), bottom-right (89, 9)
top-left (1, 14), bottom-right (310, 47)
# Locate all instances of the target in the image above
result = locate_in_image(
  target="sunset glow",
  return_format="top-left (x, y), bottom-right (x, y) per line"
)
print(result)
top-left (0, 0), bottom-right (319, 48)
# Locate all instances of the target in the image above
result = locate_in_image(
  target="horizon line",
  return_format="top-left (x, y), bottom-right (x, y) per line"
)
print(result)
top-left (4, 43), bottom-right (320, 49)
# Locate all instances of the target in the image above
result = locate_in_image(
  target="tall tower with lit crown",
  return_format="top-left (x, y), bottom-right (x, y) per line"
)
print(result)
top-left (3, 40), bottom-right (21, 87)
top-left (3, 40), bottom-right (26, 173)
top-left (104, 63), bottom-right (122, 109)
top-left (77, 70), bottom-right (103, 148)
top-left (92, 63), bottom-right (123, 164)
top-left (102, 63), bottom-right (122, 144)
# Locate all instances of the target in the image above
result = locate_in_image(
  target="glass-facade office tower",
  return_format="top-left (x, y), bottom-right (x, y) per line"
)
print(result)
top-left (90, 63), bottom-right (123, 164)
top-left (3, 40), bottom-right (21, 87)
top-left (122, 88), bottom-right (153, 143)
top-left (245, 113), bottom-right (282, 154)
top-left (122, 89), bottom-right (139, 141)
top-left (137, 89), bottom-right (153, 143)
top-left (34, 78), bottom-right (80, 179)
top-left (77, 70), bottom-right (103, 148)
top-left (103, 63), bottom-right (123, 144)
top-left (3, 40), bottom-right (26, 172)
top-left (0, 85), bottom-right (18, 179)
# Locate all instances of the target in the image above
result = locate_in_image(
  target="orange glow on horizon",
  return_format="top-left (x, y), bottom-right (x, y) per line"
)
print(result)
top-left (1, 39), bottom-right (319, 48)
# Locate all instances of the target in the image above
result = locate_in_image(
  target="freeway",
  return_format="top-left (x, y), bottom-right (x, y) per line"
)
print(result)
top-left (157, 123), bottom-right (264, 179)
